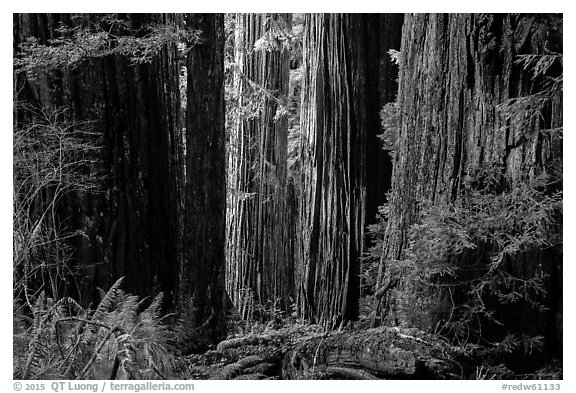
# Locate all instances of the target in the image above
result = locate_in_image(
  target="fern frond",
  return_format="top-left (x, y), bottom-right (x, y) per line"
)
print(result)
top-left (140, 293), bottom-right (164, 325)
top-left (97, 287), bottom-right (107, 302)
top-left (116, 293), bottom-right (139, 330)
top-left (23, 325), bottom-right (51, 378)
top-left (93, 277), bottom-right (124, 322)
top-left (54, 296), bottom-right (83, 317)
top-left (32, 292), bottom-right (47, 329)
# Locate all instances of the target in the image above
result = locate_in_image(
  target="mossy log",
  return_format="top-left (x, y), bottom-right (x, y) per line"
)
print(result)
top-left (216, 334), bottom-right (276, 352)
top-left (281, 327), bottom-right (462, 379)
top-left (322, 366), bottom-right (379, 380)
top-left (217, 355), bottom-right (265, 379)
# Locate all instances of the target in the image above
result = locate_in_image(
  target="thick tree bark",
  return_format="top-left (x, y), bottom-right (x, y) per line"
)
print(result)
top-left (296, 14), bottom-right (403, 328)
top-left (297, 14), bottom-right (369, 328)
top-left (98, 14), bottom-right (183, 310)
top-left (13, 14), bottom-right (183, 309)
top-left (375, 14), bottom-right (562, 368)
top-left (180, 13), bottom-right (227, 342)
top-left (226, 13), bottom-right (294, 318)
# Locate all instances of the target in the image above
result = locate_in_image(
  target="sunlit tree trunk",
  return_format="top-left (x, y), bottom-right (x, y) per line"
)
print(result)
top-left (297, 14), bottom-right (369, 328)
top-left (296, 13), bottom-right (404, 328)
top-left (226, 13), bottom-right (293, 320)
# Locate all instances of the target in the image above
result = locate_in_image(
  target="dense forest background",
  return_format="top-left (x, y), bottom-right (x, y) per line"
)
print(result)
top-left (13, 13), bottom-right (562, 380)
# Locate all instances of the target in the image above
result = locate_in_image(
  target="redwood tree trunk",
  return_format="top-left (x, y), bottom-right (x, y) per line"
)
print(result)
top-left (376, 13), bottom-right (562, 368)
top-left (226, 13), bottom-right (293, 319)
top-left (297, 14), bottom-right (369, 328)
top-left (297, 14), bottom-right (404, 328)
top-left (180, 13), bottom-right (227, 342)
top-left (13, 14), bottom-right (183, 309)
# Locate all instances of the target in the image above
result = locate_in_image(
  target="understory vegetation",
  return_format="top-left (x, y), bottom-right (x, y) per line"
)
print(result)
top-left (364, 169), bottom-right (562, 356)
top-left (14, 278), bottom-right (175, 380)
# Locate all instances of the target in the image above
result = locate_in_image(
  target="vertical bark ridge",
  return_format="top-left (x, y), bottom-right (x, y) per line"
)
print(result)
top-left (226, 14), bottom-right (293, 319)
top-left (298, 14), bottom-right (372, 328)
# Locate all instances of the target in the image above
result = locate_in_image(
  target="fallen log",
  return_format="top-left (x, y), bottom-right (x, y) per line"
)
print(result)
top-left (233, 373), bottom-right (268, 380)
top-left (216, 355), bottom-right (265, 379)
top-left (282, 326), bottom-right (462, 379)
top-left (216, 335), bottom-right (276, 352)
top-left (324, 366), bottom-right (380, 380)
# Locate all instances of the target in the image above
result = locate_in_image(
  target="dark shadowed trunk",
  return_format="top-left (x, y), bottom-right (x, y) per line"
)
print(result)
top-left (179, 13), bottom-right (227, 343)
top-left (13, 14), bottom-right (183, 309)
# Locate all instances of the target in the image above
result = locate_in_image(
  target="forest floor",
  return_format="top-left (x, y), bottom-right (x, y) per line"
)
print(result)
top-left (171, 322), bottom-right (563, 380)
